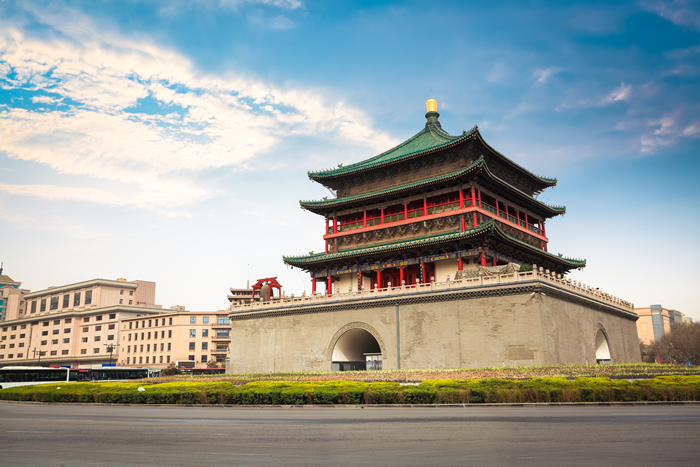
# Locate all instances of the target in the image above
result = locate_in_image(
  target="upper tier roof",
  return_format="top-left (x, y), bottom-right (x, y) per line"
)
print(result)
top-left (308, 112), bottom-right (557, 191)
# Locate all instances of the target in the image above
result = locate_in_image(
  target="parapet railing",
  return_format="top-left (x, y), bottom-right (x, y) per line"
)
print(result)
top-left (230, 265), bottom-right (634, 314)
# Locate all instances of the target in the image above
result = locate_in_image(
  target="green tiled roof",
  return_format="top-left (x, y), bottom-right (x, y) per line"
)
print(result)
top-left (300, 156), bottom-right (566, 215)
top-left (309, 125), bottom-right (476, 180)
top-left (283, 220), bottom-right (585, 267)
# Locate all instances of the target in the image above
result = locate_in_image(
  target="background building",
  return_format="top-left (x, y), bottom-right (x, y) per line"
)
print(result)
top-left (0, 267), bottom-right (29, 323)
top-left (635, 305), bottom-right (689, 344)
top-left (120, 311), bottom-right (230, 368)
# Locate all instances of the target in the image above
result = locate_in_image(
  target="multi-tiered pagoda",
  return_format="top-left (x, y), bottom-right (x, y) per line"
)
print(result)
top-left (284, 99), bottom-right (585, 294)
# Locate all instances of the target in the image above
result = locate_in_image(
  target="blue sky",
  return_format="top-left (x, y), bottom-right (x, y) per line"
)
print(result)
top-left (1, 0), bottom-right (699, 318)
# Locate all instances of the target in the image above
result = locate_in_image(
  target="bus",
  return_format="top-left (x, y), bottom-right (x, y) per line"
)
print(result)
top-left (0, 366), bottom-right (150, 389)
top-left (178, 368), bottom-right (225, 376)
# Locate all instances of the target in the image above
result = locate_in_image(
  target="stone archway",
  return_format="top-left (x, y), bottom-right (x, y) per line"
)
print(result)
top-left (327, 322), bottom-right (386, 371)
top-left (595, 325), bottom-right (612, 364)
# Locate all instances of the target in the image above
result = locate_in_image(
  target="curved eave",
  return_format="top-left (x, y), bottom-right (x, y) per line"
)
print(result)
top-left (475, 131), bottom-right (557, 189)
top-left (301, 156), bottom-right (566, 218)
top-left (283, 220), bottom-right (585, 268)
top-left (308, 125), bottom-right (477, 182)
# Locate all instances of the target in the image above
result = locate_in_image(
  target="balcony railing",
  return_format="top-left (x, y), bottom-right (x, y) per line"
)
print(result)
top-left (426, 201), bottom-right (460, 215)
top-left (230, 266), bottom-right (634, 314)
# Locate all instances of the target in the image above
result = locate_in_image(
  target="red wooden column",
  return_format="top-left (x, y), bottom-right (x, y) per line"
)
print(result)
top-left (404, 202), bottom-right (408, 220)
top-left (492, 257), bottom-right (497, 267)
top-left (333, 213), bottom-right (338, 233)
top-left (505, 204), bottom-right (510, 221)
top-left (480, 253), bottom-right (486, 267)
top-left (471, 186), bottom-right (477, 228)
top-left (380, 207), bottom-right (384, 224)
top-left (376, 269), bottom-right (382, 289)
top-left (400, 265), bottom-right (405, 284)
top-left (423, 196), bottom-right (427, 216)
top-left (334, 238), bottom-right (337, 254)
top-left (363, 210), bottom-right (367, 228)
top-left (541, 220), bottom-right (546, 237)
top-left (458, 257), bottom-right (463, 271)
top-left (477, 189), bottom-right (482, 207)
top-left (325, 240), bottom-right (328, 254)
top-left (524, 212), bottom-right (529, 229)
top-left (312, 277), bottom-right (316, 294)
top-left (459, 184), bottom-right (464, 208)
top-left (461, 214), bottom-right (465, 231)
top-left (327, 275), bottom-right (333, 296)
top-left (421, 262), bottom-right (427, 283)
top-left (495, 197), bottom-right (499, 217)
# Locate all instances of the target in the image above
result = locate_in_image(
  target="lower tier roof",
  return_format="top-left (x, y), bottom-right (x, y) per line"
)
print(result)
top-left (283, 220), bottom-right (585, 273)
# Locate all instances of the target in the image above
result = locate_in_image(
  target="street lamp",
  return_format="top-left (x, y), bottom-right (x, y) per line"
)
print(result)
top-left (103, 343), bottom-right (120, 367)
top-left (32, 347), bottom-right (42, 366)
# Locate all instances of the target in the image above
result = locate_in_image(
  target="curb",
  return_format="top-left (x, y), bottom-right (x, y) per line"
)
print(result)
top-left (1, 400), bottom-right (699, 408)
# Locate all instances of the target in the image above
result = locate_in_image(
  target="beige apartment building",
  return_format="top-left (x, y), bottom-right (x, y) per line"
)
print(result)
top-left (635, 305), bottom-right (689, 344)
top-left (0, 270), bottom-right (30, 323)
top-left (119, 311), bottom-right (231, 368)
top-left (0, 278), bottom-right (173, 367)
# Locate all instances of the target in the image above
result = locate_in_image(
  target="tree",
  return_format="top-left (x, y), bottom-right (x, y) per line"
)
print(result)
top-left (657, 322), bottom-right (700, 365)
top-left (639, 339), bottom-right (663, 363)
top-left (161, 362), bottom-right (181, 376)
top-left (206, 359), bottom-right (220, 368)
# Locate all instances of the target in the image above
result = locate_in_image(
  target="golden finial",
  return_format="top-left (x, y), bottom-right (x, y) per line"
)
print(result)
top-left (426, 98), bottom-right (438, 113)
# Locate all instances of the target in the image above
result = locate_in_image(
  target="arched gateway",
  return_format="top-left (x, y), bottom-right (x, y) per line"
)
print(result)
top-left (595, 326), bottom-right (612, 364)
top-left (327, 322), bottom-right (386, 371)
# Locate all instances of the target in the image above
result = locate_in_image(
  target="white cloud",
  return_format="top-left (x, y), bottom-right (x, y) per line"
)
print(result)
top-left (681, 123), bottom-right (700, 136)
top-left (602, 82), bottom-right (631, 104)
top-left (641, 0), bottom-right (700, 30)
top-left (487, 63), bottom-right (510, 83)
top-left (0, 4), bottom-right (395, 212)
top-left (640, 114), bottom-right (700, 152)
top-left (533, 67), bottom-right (564, 84)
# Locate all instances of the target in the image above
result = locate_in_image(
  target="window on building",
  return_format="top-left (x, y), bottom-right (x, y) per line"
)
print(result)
top-left (127, 345), bottom-right (131, 352)
top-left (53, 320), bottom-right (60, 325)
top-left (141, 332), bottom-right (144, 340)
top-left (83, 327), bottom-right (88, 332)
top-left (216, 356), bottom-right (225, 363)
top-left (140, 345), bottom-right (144, 352)
top-left (147, 332), bottom-right (151, 339)
top-left (162, 318), bottom-right (165, 326)
top-left (126, 357), bottom-right (129, 364)
top-left (216, 330), bottom-right (230, 338)
top-left (96, 326), bottom-right (102, 331)
top-left (120, 290), bottom-right (124, 295)
top-left (202, 342), bottom-right (208, 350)
top-left (31, 301), bottom-right (37, 313)
top-left (168, 330), bottom-right (172, 338)
top-left (84, 317), bottom-right (89, 323)
top-left (73, 292), bottom-right (81, 307)
top-left (167, 356), bottom-right (170, 363)
top-left (167, 343), bottom-right (171, 351)
top-left (43, 321), bottom-right (49, 327)
top-left (160, 343), bottom-right (164, 351)
top-left (40, 298), bottom-right (46, 312)
top-left (0, 327), bottom-right (5, 332)
top-left (190, 329), bottom-right (196, 337)
top-left (18, 343), bottom-right (24, 348)
top-left (169, 318), bottom-right (172, 325)
top-left (119, 299), bottom-right (123, 304)
top-left (64, 328), bottom-right (70, 334)
top-left (0, 345), bottom-right (4, 349)
top-left (218, 317), bottom-right (229, 324)
top-left (63, 338), bottom-right (70, 344)
top-left (62, 350), bottom-right (69, 355)
top-left (154, 318), bottom-right (158, 327)
top-left (19, 333), bottom-right (25, 338)
top-left (149, 320), bottom-right (152, 327)
top-left (142, 320), bottom-right (145, 328)
top-left (107, 335), bottom-right (114, 341)
top-left (81, 349), bottom-right (87, 355)
top-left (202, 329), bottom-right (208, 337)
top-left (11, 326), bottom-right (17, 331)
top-left (147, 344), bottom-right (150, 352)
top-left (62, 294), bottom-right (69, 308)
top-left (41, 340), bottom-right (47, 346)
top-left (128, 334), bottom-right (132, 341)
top-left (189, 355), bottom-right (195, 361)
top-left (108, 324), bottom-right (115, 330)
top-left (96, 315), bottom-right (102, 321)
top-left (50, 297), bottom-right (59, 310)
top-left (82, 337), bottom-right (87, 343)
top-left (16, 353), bottom-right (23, 358)
top-left (20, 325), bottom-right (26, 330)
top-left (50, 350), bottom-right (57, 356)
top-left (129, 322), bottom-right (132, 329)
top-left (52, 329), bottom-right (59, 335)
top-left (189, 342), bottom-right (195, 351)
top-left (190, 317), bottom-right (197, 324)
top-left (130, 290), bottom-right (134, 296)
top-left (139, 356), bottom-right (143, 364)
top-left (65, 318), bottom-right (72, 324)
top-left (84, 290), bottom-right (92, 305)
top-left (159, 356), bottom-right (163, 363)
top-left (94, 348), bottom-right (99, 354)
top-left (146, 356), bottom-right (149, 364)
top-left (203, 317), bottom-right (209, 324)
top-left (9, 343), bottom-right (15, 348)
top-left (201, 355), bottom-right (207, 363)
top-left (42, 331), bottom-right (48, 336)
top-left (135, 321), bottom-right (139, 329)
top-left (161, 331), bottom-right (165, 339)
top-left (95, 336), bottom-right (101, 342)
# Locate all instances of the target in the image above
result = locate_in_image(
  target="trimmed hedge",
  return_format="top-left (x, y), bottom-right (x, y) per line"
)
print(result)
top-left (1, 376), bottom-right (699, 405)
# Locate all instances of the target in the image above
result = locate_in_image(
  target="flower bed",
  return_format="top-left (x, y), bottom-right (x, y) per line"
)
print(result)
top-left (1, 375), bottom-right (699, 405)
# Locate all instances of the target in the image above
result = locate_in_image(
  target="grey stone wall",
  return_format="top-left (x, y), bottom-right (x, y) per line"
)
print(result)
top-left (226, 281), bottom-right (641, 373)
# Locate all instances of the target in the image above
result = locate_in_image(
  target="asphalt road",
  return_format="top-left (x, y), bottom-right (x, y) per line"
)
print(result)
top-left (1, 403), bottom-right (699, 466)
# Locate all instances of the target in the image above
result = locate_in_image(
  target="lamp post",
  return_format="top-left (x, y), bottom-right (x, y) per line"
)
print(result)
top-left (32, 347), bottom-right (42, 366)
top-left (103, 343), bottom-right (119, 367)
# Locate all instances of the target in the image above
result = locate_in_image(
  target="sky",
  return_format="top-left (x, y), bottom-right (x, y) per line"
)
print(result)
top-left (1, 0), bottom-right (699, 319)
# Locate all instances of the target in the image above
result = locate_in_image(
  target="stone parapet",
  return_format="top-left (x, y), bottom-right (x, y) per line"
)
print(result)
top-left (230, 266), bottom-right (634, 316)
